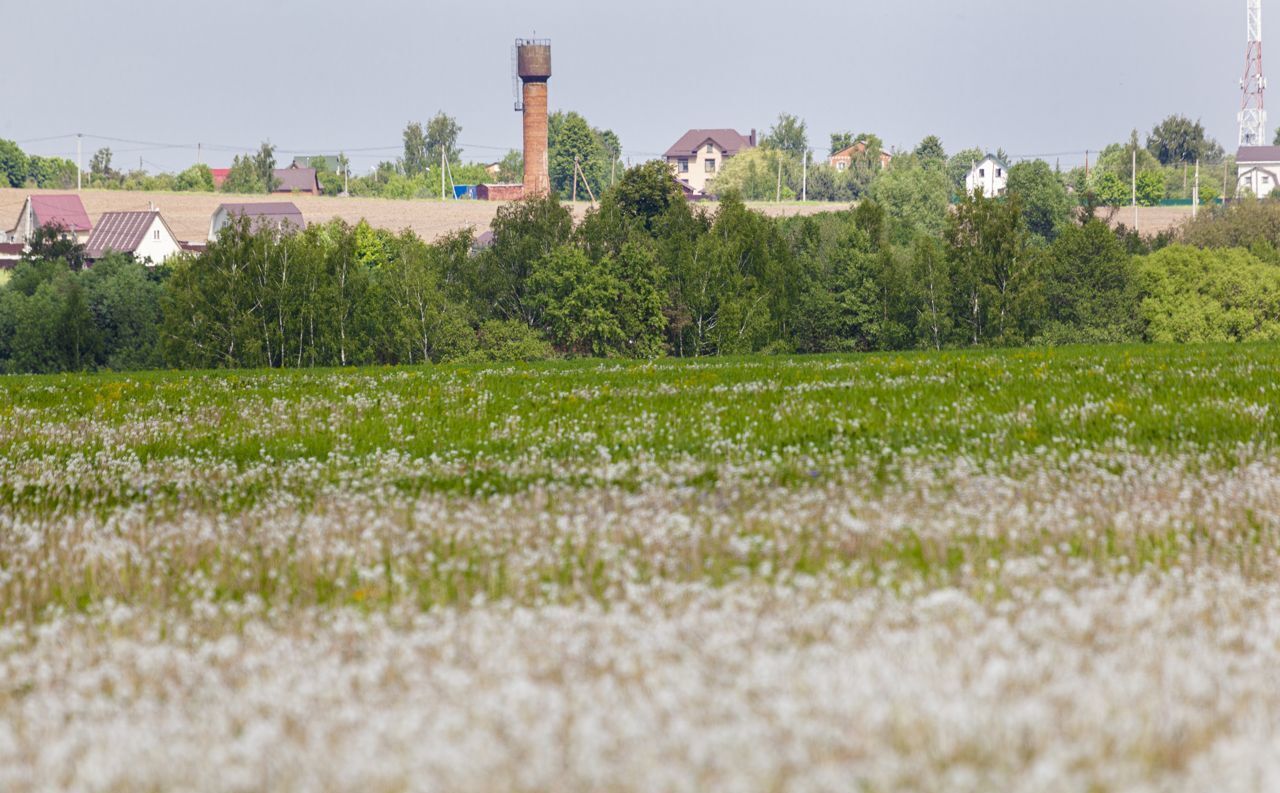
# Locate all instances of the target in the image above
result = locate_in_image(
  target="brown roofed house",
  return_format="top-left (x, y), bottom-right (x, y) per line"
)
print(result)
top-left (84, 210), bottom-right (183, 265)
top-left (271, 164), bottom-right (322, 195)
top-left (6, 195), bottom-right (93, 245)
top-left (209, 202), bottom-right (305, 240)
top-left (828, 141), bottom-right (893, 173)
top-left (664, 129), bottom-right (757, 195)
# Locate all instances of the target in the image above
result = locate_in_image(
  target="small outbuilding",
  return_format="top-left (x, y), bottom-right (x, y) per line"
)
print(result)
top-left (208, 202), bottom-right (305, 240)
top-left (85, 210), bottom-right (183, 265)
top-left (477, 183), bottom-right (525, 201)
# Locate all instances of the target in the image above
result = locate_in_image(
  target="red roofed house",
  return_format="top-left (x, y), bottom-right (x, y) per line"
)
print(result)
top-left (209, 202), bottom-right (305, 240)
top-left (829, 141), bottom-right (893, 173)
top-left (6, 195), bottom-right (93, 245)
top-left (84, 210), bottom-right (183, 265)
top-left (272, 164), bottom-right (321, 195)
top-left (210, 168), bottom-right (231, 189)
top-left (664, 129), bottom-right (757, 194)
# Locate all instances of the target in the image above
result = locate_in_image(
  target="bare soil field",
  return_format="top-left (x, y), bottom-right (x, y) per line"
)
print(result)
top-left (0, 188), bottom-right (846, 244)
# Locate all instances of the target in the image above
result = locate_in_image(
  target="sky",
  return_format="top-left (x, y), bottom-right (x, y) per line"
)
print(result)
top-left (4, 0), bottom-right (1247, 175)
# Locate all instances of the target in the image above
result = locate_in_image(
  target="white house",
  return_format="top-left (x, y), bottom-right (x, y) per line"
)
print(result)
top-left (1236, 146), bottom-right (1280, 197)
top-left (6, 195), bottom-right (93, 244)
top-left (964, 154), bottom-right (1009, 198)
top-left (84, 210), bottom-right (183, 265)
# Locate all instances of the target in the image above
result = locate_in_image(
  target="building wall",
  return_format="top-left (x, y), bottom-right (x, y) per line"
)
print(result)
top-left (133, 216), bottom-right (182, 265)
top-left (965, 158), bottom-right (1008, 198)
top-left (1238, 163), bottom-right (1280, 197)
top-left (478, 184), bottom-right (525, 201)
top-left (669, 141), bottom-right (729, 193)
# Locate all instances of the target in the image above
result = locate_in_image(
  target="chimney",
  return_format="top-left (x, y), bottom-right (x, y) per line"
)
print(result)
top-left (749, 129), bottom-right (757, 147)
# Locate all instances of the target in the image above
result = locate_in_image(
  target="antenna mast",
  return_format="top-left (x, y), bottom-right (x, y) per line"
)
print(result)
top-left (1241, 0), bottom-right (1267, 146)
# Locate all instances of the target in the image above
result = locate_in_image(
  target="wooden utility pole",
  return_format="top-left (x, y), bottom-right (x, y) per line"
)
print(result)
top-left (775, 157), bottom-right (782, 202)
top-left (572, 155), bottom-right (579, 202)
top-left (197, 142), bottom-right (202, 165)
top-left (1084, 150), bottom-right (1089, 181)
top-left (76, 134), bottom-right (82, 191)
top-left (441, 150), bottom-right (446, 200)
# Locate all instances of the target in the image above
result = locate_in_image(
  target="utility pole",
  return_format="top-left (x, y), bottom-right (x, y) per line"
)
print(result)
top-left (801, 149), bottom-right (808, 202)
top-left (76, 134), bottom-right (82, 191)
top-left (197, 142), bottom-right (202, 166)
top-left (572, 155), bottom-right (579, 202)
top-left (1084, 150), bottom-right (1089, 181)
top-left (775, 157), bottom-right (782, 202)
top-left (1131, 147), bottom-right (1138, 231)
top-left (441, 149), bottom-right (446, 200)
top-left (1193, 158), bottom-right (1200, 219)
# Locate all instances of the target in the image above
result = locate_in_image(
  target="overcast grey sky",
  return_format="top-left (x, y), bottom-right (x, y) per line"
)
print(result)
top-left (4, 0), bottom-right (1245, 174)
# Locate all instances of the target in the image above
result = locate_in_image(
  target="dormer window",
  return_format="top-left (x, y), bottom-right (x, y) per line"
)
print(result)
top-left (706, 144), bottom-right (714, 154)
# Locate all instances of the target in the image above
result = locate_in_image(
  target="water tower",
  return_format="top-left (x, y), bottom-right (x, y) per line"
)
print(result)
top-left (514, 39), bottom-right (552, 196)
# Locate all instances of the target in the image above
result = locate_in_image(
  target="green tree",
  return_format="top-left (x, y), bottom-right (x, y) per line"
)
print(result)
top-left (914, 135), bottom-right (946, 163)
top-left (1037, 219), bottom-right (1140, 344)
top-left (527, 245), bottom-right (625, 356)
top-left (1006, 160), bottom-right (1073, 241)
top-left (403, 121), bottom-right (428, 177)
top-left (466, 194), bottom-right (575, 324)
top-left (221, 154), bottom-right (264, 193)
top-left (89, 147), bottom-right (116, 184)
top-left (762, 113), bottom-right (808, 157)
top-left (496, 149), bottom-right (523, 183)
top-left (426, 112), bottom-right (462, 168)
top-left (253, 142), bottom-right (278, 192)
top-left (867, 157), bottom-right (951, 243)
top-left (1135, 170), bottom-right (1166, 206)
top-left (1147, 115), bottom-right (1217, 165)
top-left (26, 155), bottom-right (78, 188)
top-left (909, 234), bottom-right (952, 349)
top-left (24, 224), bottom-right (87, 271)
top-left (1136, 245), bottom-right (1280, 342)
top-left (547, 111), bottom-right (614, 199)
top-left (829, 132), bottom-right (855, 157)
top-left (0, 139), bottom-right (29, 187)
top-left (947, 190), bottom-right (1036, 345)
top-left (176, 164), bottom-right (215, 192)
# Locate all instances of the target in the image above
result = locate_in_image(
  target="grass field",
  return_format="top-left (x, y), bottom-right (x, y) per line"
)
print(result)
top-left (2, 345), bottom-right (1279, 791)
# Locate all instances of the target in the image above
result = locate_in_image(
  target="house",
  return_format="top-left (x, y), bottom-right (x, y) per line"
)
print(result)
top-left (1236, 146), bottom-right (1280, 197)
top-left (664, 128), bottom-right (757, 194)
top-left (84, 210), bottom-right (183, 265)
top-left (964, 154), bottom-right (1009, 198)
top-left (0, 242), bottom-right (23, 268)
top-left (272, 164), bottom-right (321, 195)
top-left (210, 168), bottom-right (231, 189)
top-left (208, 202), bottom-right (304, 240)
top-left (828, 141), bottom-right (893, 172)
top-left (477, 183), bottom-right (524, 201)
top-left (6, 195), bottom-right (92, 244)
top-left (483, 162), bottom-right (503, 178)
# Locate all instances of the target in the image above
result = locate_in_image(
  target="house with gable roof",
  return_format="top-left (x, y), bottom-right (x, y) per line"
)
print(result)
top-left (209, 202), bottom-right (304, 240)
top-left (5, 194), bottom-right (93, 244)
top-left (84, 210), bottom-right (183, 265)
top-left (664, 128), bottom-right (757, 194)
top-left (1237, 146), bottom-right (1280, 197)
top-left (964, 154), bottom-right (1010, 198)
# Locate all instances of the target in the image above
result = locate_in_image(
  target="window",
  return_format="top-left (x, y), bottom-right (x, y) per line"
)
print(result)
top-left (153, 230), bottom-right (160, 240)
top-left (706, 144), bottom-right (714, 154)
top-left (836, 161), bottom-right (847, 172)
top-left (678, 158), bottom-right (689, 173)
top-left (979, 168), bottom-right (985, 178)
top-left (705, 159), bottom-right (717, 174)
top-left (996, 168), bottom-right (1002, 178)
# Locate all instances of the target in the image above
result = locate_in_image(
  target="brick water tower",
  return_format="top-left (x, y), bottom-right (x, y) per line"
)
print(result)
top-left (514, 39), bottom-right (552, 196)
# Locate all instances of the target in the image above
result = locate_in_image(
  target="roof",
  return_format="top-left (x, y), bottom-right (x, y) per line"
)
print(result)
top-left (215, 202), bottom-right (304, 232)
top-left (831, 141), bottom-right (893, 160)
top-left (0, 242), bottom-right (23, 262)
top-left (210, 168), bottom-right (231, 187)
top-left (84, 211), bottom-right (175, 259)
top-left (29, 195), bottom-right (92, 233)
top-left (272, 166), bottom-right (320, 193)
top-left (664, 129), bottom-right (756, 159)
top-left (1238, 146), bottom-right (1280, 163)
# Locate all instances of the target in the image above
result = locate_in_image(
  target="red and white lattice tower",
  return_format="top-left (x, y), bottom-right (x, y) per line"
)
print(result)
top-left (1240, 0), bottom-right (1267, 146)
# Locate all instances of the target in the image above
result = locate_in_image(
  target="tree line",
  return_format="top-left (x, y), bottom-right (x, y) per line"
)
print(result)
top-left (3, 160), bottom-right (1280, 374)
